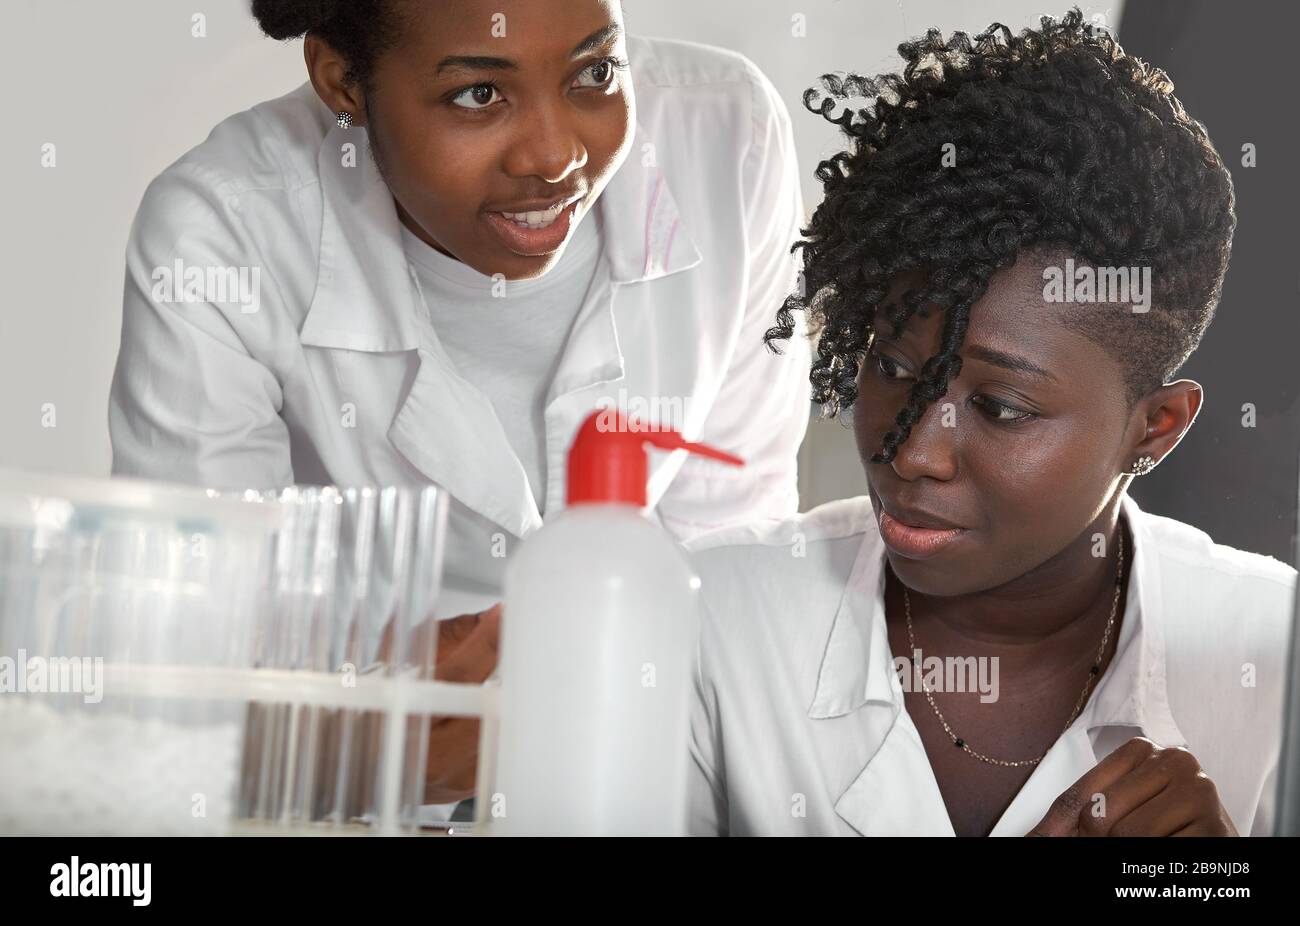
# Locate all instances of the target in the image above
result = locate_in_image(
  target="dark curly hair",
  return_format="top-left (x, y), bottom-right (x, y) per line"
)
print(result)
top-left (766, 7), bottom-right (1236, 464)
top-left (250, 0), bottom-right (409, 95)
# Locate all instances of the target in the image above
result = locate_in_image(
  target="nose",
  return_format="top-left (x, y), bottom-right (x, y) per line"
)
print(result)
top-left (502, 101), bottom-right (588, 184)
top-left (889, 397), bottom-right (959, 483)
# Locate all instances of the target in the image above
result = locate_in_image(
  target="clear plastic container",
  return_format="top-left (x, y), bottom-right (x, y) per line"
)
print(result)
top-left (0, 471), bottom-right (459, 836)
top-left (0, 468), bottom-right (279, 835)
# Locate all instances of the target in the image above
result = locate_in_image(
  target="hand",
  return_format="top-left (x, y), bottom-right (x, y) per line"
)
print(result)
top-left (423, 603), bottom-right (502, 805)
top-left (1027, 736), bottom-right (1237, 836)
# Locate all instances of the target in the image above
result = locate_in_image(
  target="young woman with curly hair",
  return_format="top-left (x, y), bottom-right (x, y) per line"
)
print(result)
top-left (685, 8), bottom-right (1294, 837)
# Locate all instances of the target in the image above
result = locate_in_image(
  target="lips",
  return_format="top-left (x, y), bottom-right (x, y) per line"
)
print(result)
top-left (489, 191), bottom-right (582, 212)
top-left (496, 200), bottom-right (569, 229)
top-left (484, 199), bottom-right (580, 258)
top-left (875, 499), bottom-right (966, 559)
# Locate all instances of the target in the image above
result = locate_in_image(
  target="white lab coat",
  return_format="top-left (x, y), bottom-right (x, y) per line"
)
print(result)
top-left (685, 493), bottom-right (1296, 835)
top-left (109, 36), bottom-right (811, 617)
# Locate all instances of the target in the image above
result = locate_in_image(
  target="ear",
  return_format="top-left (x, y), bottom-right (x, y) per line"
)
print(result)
top-left (1128, 379), bottom-right (1203, 471)
top-left (304, 34), bottom-right (370, 128)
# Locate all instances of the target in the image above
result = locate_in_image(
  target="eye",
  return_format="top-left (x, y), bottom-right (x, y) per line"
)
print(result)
top-left (971, 394), bottom-right (1034, 424)
top-left (573, 56), bottom-right (627, 90)
top-left (450, 82), bottom-right (503, 110)
top-left (873, 352), bottom-right (913, 382)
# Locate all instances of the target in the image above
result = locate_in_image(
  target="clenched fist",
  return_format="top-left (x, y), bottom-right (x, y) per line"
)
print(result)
top-left (1027, 737), bottom-right (1237, 836)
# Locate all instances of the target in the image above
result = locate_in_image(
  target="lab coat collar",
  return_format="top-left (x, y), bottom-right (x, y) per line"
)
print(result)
top-left (298, 95), bottom-right (424, 353)
top-left (806, 526), bottom-right (895, 720)
top-left (297, 86), bottom-right (701, 354)
top-left (813, 492), bottom-right (1189, 835)
top-left (1081, 493), bottom-right (1189, 748)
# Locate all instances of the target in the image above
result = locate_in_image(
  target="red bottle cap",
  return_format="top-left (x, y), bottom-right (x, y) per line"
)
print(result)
top-left (566, 409), bottom-right (744, 507)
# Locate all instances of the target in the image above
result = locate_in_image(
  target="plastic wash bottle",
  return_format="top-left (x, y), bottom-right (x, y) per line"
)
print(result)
top-left (486, 409), bottom-right (743, 835)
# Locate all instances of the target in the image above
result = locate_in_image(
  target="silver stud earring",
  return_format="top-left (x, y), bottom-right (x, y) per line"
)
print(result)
top-left (1130, 454), bottom-right (1156, 476)
top-left (336, 111), bottom-right (353, 129)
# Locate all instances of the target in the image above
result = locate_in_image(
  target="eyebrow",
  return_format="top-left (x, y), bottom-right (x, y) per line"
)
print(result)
top-left (962, 344), bottom-right (1057, 382)
top-left (434, 23), bottom-right (623, 76)
top-left (877, 335), bottom-right (1056, 383)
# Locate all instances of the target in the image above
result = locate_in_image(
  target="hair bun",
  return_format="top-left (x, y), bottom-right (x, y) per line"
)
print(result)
top-left (251, 0), bottom-right (341, 41)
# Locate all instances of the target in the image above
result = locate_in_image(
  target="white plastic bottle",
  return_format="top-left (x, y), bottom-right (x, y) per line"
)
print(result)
top-left (486, 410), bottom-right (743, 835)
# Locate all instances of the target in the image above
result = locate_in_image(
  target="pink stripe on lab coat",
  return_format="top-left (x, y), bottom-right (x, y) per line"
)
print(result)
top-left (643, 172), bottom-right (665, 278)
top-left (663, 218), bottom-right (679, 271)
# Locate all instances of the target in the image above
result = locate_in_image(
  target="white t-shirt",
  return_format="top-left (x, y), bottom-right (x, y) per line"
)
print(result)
top-left (400, 211), bottom-right (604, 515)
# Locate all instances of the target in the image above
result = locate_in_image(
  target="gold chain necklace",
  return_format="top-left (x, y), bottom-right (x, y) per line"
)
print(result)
top-left (901, 527), bottom-right (1124, 767)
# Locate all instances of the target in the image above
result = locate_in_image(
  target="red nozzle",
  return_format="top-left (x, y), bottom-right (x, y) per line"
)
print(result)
top-left (566, 409), bottom-right (744, 507)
